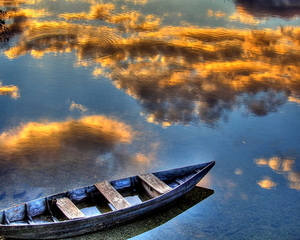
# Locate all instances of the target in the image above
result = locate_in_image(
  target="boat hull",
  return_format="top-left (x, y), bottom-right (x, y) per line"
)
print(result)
top-left (0, 161), bottom-right (215, 239)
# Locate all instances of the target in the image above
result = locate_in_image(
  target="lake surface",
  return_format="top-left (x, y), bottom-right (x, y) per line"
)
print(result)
top-left (1, 0), bottom-right (300, 239)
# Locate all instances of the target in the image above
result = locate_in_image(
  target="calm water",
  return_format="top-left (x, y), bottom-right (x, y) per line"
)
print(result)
top-left (1, 0), bottom-right (300, 239)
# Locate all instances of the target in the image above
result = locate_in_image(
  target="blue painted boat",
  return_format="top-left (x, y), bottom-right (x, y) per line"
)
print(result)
top-left (0, 161), bottom-right (215, 239)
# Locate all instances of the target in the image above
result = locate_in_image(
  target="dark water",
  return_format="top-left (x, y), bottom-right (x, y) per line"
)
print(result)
top-left (1, 0), bottom-right (300, 239)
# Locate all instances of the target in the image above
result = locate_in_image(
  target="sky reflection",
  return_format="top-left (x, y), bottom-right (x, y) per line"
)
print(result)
top-left (0, 82), bottom-right (19, 98)
top-left (255, 156), bottom-right (300, 190)
top-left (0, 115), bottom-right (137, 169)
top-left (0, 0), bottom-right (300, 239)
top-left (1, 1), bottom-right (300, 128)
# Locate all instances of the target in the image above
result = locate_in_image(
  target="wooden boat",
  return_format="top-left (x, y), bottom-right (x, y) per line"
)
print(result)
top-left (75, 186), bottom-right (214, 239)
top-left (0, 161), bottom-right (215, 239)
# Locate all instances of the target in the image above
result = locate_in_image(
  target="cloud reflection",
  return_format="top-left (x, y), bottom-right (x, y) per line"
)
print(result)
top-left (0, 115), bottom-right (136, 169)
top-left (4, 21), bottom-right (121, 59)
top-left (234, 0), bottom-right (300, 19)
top-left (255, 156), bottom-right (300, 190)
top-left (69, 101), bottom-right (88, 112)
top-left (59, 3), bottom-right (161, 32)
top-left (257, 177), bottom-right (277, 189)
top-left (0, 82), bottom-right (19, 98)
top-left (1, 2), bottom-right (300, 127)
top-left (0, 0), bottom-right (40, 7)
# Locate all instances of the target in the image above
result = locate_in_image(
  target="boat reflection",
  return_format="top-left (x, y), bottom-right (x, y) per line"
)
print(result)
top-left (234, 0), bottom-right (300, 19)
top-left (255, 156), bottom-right (300, 190)
top-left (67, 186), bottom-right (214, 240)
top-left (1, 1), bottom-right (300, 127)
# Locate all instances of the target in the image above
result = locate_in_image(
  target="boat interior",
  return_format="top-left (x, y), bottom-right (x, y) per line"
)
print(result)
top-left (0, 168), bottom-right (200, 226)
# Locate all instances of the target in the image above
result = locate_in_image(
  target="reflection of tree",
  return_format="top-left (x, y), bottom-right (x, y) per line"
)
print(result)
top-left (234, 0), bottom-right (300, 19)
top-left (255, 156), bottom-right (300, 190)
top-left (2, 2), bottom-right (300, 126)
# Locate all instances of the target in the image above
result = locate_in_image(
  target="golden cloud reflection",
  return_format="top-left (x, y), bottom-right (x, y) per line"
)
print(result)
top-left (0, 82), bottom-right (19, 98)
top-left (0, 115), bottom-right (137, 169)
top-left (287, 172), bottom-right (300, 191)
top-left (207, 9), bottom-right (226, 19)
top-left (288, 96), bottom-right (300, 105)
top-left (59, 3), bottom-right (161, 32)
top-left (4, 21), bottom-right (121, 59)
top-left (255, 156), bottom-right (300, 190)
top-left (2, 2), bottom-right (300, 127)
top-left (0, 0), bottom-right (40, 7)
top-left (229, 7), bottom-right (264, 25)
top-left (257, 177), bottom-right (277, 189)
top-left (207, 8), bottom-right (264, 25)
top-left (0, 6), bottom-right (52, 43)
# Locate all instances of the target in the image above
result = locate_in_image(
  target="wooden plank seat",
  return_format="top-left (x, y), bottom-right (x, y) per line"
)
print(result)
top-left (56, 198), bottom-right (85, 220)
top-left (95, 181), bottom-right (131, 210)
top-left (138, 173), bottom-right (172, 198)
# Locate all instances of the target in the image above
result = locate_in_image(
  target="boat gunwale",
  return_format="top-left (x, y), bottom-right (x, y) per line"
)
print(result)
top-left (0, 161), bottom-right (215, 230)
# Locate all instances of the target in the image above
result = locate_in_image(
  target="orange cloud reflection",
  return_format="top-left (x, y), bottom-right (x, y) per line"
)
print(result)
top-left (257, 177), bottom-right (277, 189)
top-left (0, 115), bottom-right (135, 168)
top-left (59, 3), bottom-right (161, 32)
top-left (5, 21), bottom-right (121, 59)
top-left (0, 82), bottom-right (19, 98)
top-left (2, 1), bottom-right (300, 127)
top-left (0, 0), bottom-right (40, 6)
top-left (255, 156), bottom-right (300, 190)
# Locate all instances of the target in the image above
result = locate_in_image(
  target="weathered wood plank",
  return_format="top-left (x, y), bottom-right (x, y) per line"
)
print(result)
top-left (56, 198), bottom-right (85, 220)
top-left (138, 173), bottom-right (172, 197)
top-left (95, 181), bottom-right (130, 210)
